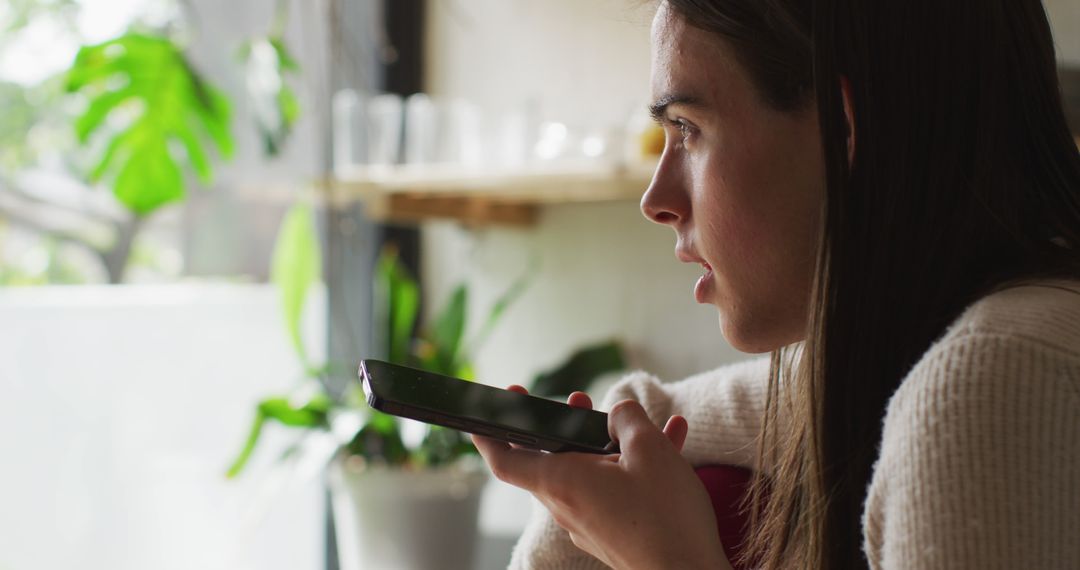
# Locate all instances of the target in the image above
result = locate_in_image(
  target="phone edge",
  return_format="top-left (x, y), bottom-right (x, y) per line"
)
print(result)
top-left (359, 360), bottom-right (618, 455)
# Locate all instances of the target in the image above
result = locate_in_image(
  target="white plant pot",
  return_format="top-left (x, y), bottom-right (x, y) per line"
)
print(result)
top-left (328, 457), bottom-right (489, 570)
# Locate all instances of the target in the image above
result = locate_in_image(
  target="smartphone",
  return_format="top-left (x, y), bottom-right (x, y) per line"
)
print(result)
top-left (359, 359), bottom-right (619, 454)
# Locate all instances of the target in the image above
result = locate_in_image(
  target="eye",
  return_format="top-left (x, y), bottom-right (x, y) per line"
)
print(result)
top-left (675, 119), bottom-right (694, 137)
top-left (667, 117), bottom-right (697, 144)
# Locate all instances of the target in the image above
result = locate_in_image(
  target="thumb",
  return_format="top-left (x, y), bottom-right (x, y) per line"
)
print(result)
top-left (662, 415), bottom-right (689, 452)
top-left (608, 400), bottom-right (668, 459)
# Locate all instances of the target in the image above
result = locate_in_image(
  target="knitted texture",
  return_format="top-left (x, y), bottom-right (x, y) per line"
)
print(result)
top-left (507, 282), bottom-right (1080, 569)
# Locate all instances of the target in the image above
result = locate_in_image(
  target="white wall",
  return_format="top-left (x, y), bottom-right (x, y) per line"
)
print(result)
top-left (1046, 0), bottom-right (1080, 65)
top-left (420, 204), bottom-right (745, 390)
top-left (426, 0), bottom-right (653, 130)
top-left (0, 285), bottom-right (327, 570)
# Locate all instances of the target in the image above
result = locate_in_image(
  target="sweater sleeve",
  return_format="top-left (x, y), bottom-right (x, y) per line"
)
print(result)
top-left (507, 357), bottom-right (771, 570)
top-left (863, 333), bottom-right (1080, 570)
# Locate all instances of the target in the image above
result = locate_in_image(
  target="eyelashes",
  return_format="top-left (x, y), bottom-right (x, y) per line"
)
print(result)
top-left (674, 119), bottom-right (696, 140)
top-left (651, 113), bottom-right (700, 148)
top-left (663, 117), bottom-right (698, 145)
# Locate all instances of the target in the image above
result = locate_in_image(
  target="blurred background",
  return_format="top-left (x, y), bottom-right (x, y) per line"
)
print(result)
top-left (0, 1), bottom-right (1077, 569)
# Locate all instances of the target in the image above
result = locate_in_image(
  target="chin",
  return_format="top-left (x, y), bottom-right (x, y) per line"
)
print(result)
top-left (717, 311), bottom-right (795, 354)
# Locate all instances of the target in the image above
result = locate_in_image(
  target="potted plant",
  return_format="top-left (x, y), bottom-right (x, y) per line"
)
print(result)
top-left (326, 237), bottom-right (527, 570)
top-left (226, 200), bottom-right (521, 570)
top-left (227, 201), bottom-right (628, 570)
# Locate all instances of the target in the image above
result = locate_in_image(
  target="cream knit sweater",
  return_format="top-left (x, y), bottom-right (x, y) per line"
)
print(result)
top-left (507, 282), bottom-right (1080, 569)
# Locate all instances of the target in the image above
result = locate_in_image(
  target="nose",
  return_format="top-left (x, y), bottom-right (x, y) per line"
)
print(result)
top-left (640, 150), bottom-right (689, 226)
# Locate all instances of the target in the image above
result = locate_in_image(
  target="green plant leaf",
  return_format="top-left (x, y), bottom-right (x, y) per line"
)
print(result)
top-left (367, 409), bottom-right (400, 435)
top-left (74, 85), bottom-right (136, 142)
top-left (66, 33), bottom-right (233, 215)
top-left (114, 135), bottom-right (183, 212)
top-left (189, 84), bottom-right (234, 157)
top-left (258, 394), bottom-right (331, 427)
top-left (279, 87), bottom-right (300, 125)
top-left (366, 252), bottom-right (535, 468)
top-left (455, 362), bottom-right (476, 381)
top-left (374, 246), bottom-right (420, 366)
top-left (271, 202), bottom-right (322, 370)
top-left (175, 120), bottom-right (211, 182)
top-left (225, 411), bottom-right (265, 478)
top-left (240, 35), bottom-right (302, 157)
top-left (225, 393), bottom-right (332, 478)
top-left (344, 411), bottom-right (409, 466)
top-left (89, 129), bottom-right (132, 181)
top-left (390, 275), bottom-right (419, 366)
top-left (427, 285), bottom-right (467, 375)
top-left (530, 341), bottom-right (627, 397)
top-left (416, 426), bottom-right (476, 468)
top-left (269, 37), bottom-right (300, 71)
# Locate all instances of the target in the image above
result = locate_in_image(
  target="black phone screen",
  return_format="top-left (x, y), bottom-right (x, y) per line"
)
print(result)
top-left (359, 359), bottom-right (616, 454)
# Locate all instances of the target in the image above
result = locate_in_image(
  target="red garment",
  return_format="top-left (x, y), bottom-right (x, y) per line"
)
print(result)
top-left (694, 465), bottom-right (754, 570)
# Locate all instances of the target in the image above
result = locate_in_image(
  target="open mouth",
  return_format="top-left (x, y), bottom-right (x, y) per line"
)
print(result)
top-left (694, 263), bottom-right (714, 303)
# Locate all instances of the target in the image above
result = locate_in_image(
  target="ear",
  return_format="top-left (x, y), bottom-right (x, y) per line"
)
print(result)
top-left (840, 76), bottom-right (856, 166)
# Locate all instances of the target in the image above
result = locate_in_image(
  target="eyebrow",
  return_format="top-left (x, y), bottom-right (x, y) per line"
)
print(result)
top-left (648, 93), bottom-right (706, 122)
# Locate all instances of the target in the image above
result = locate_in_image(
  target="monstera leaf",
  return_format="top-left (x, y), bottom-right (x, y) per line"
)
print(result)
top-left (66, 33), bottom-right (233, 215)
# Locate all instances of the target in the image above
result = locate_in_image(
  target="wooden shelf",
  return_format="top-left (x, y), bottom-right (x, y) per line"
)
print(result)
top-left (325, 160), bottom-right (658, 227)
top-left (325, 137), bottom-right (1080, 226)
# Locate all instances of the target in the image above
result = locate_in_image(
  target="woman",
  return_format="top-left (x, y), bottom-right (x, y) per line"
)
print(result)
top-left (472, 0), bottom-right (1080, 568)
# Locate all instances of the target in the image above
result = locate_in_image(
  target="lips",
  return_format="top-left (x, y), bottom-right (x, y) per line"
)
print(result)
top-left (676, 247), bottom-right (715, 304)
top-left (694, 263), bottom-right (715, 304)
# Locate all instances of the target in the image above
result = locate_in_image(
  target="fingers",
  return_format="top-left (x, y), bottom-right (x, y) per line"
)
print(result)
top-left (507, 384), bottom-right (592, 410)
top-left (508, 383), bottom-right (592, 411)
top-left (567, 391), bottom-right (593, 409)
top-left (470, 432), bottom-right (501, 452)
top-left (471, 432), bottom-right (545, 488)
top-left (502, 385), bottom-right (533, 449)
top-left (662, 415), bottom-right (689, 451)
top-left (608, 400), bottom-right (657, 462)
top-left (608, 399), bottom-right (654, 441)
top-left (608, 400), bottom-right (688, 460)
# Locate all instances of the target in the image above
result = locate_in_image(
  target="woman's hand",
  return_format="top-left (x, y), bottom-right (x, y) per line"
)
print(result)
top-left (471, 386), bottom-right (733, 570)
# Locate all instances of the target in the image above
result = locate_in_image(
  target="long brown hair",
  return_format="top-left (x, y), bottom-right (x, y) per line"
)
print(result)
top-left (662, 0), bottom-right (1080, 568)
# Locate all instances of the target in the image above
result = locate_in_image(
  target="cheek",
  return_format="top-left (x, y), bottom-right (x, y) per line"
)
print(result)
top-left (699, 198), bottom-right (763, 273)
top-left (694, 150), bottom-right (774, 272)
top-left (693, 137), bottom-right (820, 344)
top-left (687, 111), bottom-right (823, 350)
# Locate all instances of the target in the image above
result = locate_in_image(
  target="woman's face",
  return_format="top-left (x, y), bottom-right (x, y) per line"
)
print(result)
top-left (642, 3), bottom-right (825, 353)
